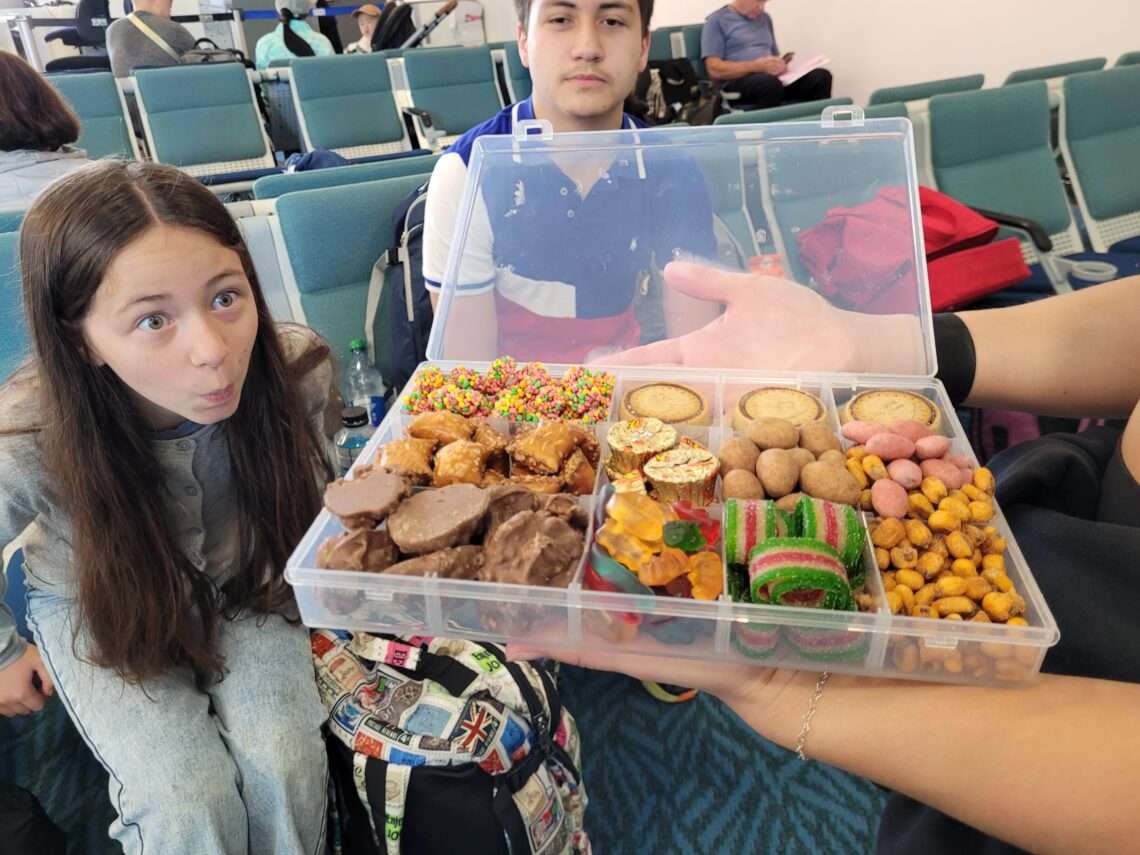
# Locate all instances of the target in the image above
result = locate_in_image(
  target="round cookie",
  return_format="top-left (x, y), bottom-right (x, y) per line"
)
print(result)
top-left (732, 387), bottom-right (826, 432)
top-left (840, 389), bottom-right (942, 432)
top-left (620, 382), bottom-right (711, 426)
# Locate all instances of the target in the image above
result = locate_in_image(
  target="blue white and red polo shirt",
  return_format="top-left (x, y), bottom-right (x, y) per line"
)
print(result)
top-left (422, 98), bottom-right (718, 363)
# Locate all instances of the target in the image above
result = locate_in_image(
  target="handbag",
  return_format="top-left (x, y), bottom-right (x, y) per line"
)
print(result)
top-left (796, 186), bottom-right (1030, 312)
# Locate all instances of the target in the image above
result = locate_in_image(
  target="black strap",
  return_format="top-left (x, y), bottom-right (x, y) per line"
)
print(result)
top-left (933, 312), bottom-right (977, 408)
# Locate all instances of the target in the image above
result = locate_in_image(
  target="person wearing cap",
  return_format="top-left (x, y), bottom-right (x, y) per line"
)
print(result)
top-left (254, 0), bottom-right (335, 70)
top-left (345, 3), bottom-right (382, 54)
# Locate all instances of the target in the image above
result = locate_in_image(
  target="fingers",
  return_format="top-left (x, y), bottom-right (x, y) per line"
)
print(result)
top-left (663, 259), bottom-right (798, 306)
top-left (32, 660), bottom-right (54, 697)
top-left (0, 691), bottom-right (42, 716)
top-left (592, 335), bottom-right (684, 367)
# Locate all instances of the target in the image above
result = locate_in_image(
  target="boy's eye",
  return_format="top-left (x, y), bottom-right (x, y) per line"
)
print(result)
top-left (138, 314), bottom-right (166, 331)
top-left (602, 16), bottom-right (627, 26)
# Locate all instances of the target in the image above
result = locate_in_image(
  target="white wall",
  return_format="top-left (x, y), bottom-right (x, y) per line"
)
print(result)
top-left (651, 0), bottom-right (1140, 104)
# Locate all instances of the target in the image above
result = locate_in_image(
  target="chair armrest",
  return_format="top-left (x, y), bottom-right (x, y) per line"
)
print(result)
top-left (970, 207), bottom-right (1053, 253)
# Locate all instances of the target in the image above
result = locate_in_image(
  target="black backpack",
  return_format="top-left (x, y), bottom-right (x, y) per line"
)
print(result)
top-left (635, 59), bottom-right (722, 125)
top-left (366, 181), bottom-right (434, 397)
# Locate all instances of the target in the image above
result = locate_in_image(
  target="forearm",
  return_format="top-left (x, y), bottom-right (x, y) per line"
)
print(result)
top-left (958, 277), bottom-right (1140, 417)
top-left (727, 671), bottom-right (1140, 855)
top-left (706, 56), bottom-right (762, 82)
top-left (428, 290), bottom-right (499, 360)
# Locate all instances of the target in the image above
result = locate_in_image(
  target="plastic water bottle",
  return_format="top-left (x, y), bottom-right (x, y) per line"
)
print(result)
top-left (334, 406), bottom-right (373, 476)
top-left (343, 339), bottom-right (387, 427)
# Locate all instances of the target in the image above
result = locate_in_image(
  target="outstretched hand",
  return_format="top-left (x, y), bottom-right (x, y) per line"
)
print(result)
top-left (602, 260), bottom-right (860, 371)
top-left (506, 635), bottom-right (813, 740)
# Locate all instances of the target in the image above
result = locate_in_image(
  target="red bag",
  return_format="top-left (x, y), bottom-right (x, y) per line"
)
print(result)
top-left (795, 186), bottom-right (1029, 313)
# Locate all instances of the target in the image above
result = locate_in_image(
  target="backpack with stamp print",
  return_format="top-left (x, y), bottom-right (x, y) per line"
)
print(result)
top-left (313, 630), bottom-right (590, 855)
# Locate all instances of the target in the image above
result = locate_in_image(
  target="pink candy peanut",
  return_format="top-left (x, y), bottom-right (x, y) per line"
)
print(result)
top-left (915, 435), bottom-right (952, 460)
top-left (887, 420), bottom-right (933, 442)
top-left (865, 432), bottom-right (916, 461)
top-left (921, 457), bottom-right (964, 489)
top-left (871, 478), bottom-right (909, 518)
top-left (887, 458), bottom-right (923, 490)
top-left (842, 420), bottom-right (888, 444)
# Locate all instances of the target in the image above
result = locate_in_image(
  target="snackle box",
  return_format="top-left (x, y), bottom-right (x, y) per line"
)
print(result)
top-left (286, 113), bottom-right (1059, 685)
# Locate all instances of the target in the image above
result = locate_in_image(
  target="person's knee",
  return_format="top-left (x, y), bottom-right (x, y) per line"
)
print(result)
top-left (237, 714), bottom-right (326, 795)
top-left (130, 762), bottom-right (243, 828)
top-left (740, 72), bottom-right (784, 106)
top-left (807, 68), bottom-right (833, 97)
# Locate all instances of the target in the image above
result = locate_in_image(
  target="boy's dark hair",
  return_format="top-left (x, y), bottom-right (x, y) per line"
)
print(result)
top-left (513, 0), bottom-right (654, 36)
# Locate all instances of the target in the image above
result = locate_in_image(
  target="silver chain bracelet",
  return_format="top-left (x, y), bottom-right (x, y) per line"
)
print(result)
top-left (794, 671), bottom-right (831, 761)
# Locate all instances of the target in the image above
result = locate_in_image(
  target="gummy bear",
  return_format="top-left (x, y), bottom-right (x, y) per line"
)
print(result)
top-left (605, 493), bottom-right (666, 543)
top-left (639, 547), bottom-right (689, 587)
top-left (596, 520), bottom-right (655, 573)
top-left (687, 551), bottom-right (724, 600)
top-left (673, 502), bottom-right (721, 546)
top-left (663, 520), bottom-right (707, 553)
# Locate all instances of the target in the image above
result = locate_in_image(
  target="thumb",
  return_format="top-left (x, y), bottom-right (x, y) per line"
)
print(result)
top-left (663, 260), bottom-right (794, 306)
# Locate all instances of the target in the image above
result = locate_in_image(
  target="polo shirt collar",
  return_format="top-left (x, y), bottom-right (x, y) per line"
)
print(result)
top-left (513, 97), bottom-right (639, 130)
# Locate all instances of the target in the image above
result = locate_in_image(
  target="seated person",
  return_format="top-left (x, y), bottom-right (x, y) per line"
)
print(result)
top-left (702, 0), bottom-right (832, 109)
top-left (255, 0), bottom-right (335, 70)
top-left (105, 0), bottom-right (196, 78)
top-left (423, 0), bottom-right (722, 363)
top-left (0, 54), bottom-right (91, 213)
top-left (345, 3), bottom-right (381, 54)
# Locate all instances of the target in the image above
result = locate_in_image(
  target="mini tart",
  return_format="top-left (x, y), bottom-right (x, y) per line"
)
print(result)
top-left (620, 382), bottom-right (710, 426)
top-left (605, 417), bottom-right (678, 476)
top-left (840, 389), bottom-right (941, 430)
top-left (732, 387), bottom-right (825, 432)
top-left (642, 445), bottom-right (720, 506)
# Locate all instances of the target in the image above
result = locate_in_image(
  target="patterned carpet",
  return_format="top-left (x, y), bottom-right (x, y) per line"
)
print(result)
top-left (4, 668), bottom-right (884, 855)
top-left (558, 666), bottom-right (886, 854)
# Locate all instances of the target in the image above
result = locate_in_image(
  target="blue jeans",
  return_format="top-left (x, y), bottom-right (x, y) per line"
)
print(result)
top-left (28, 592), bottom-right (328, 855)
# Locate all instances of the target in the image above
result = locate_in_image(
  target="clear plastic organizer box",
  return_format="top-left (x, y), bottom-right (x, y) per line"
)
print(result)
top-left (286, 113), bottom-right (1059, 684)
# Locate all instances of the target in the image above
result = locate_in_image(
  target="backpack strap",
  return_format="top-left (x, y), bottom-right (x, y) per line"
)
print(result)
top-left (125, 12), bottom-right (181, 61)
top-left (348, 633), bottom-right (426, 671)
top-left (490, 656), bottom-right (583, 853)
top-left (381, 763), bottom-right (412, 855)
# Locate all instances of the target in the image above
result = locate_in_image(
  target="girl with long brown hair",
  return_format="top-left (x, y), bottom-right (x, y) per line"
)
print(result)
top-left (0, 160), bottom-right (335, 854)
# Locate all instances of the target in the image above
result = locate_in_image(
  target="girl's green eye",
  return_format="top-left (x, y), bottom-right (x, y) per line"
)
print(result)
top-left (139, 314), bottom-right (165, 331)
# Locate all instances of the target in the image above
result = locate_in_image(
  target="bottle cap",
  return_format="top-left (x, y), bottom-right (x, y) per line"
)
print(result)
top-left (349, 338), bottom-right (367, 351)
top-left (341, 406), bottom-right (369, 428)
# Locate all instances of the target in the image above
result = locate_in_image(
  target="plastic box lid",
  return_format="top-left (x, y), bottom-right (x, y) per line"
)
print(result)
top-left (427, 108), bottom-right (937, 378)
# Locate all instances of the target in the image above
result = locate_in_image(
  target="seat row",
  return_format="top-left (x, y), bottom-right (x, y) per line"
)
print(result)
top-left (44, 43), bottom-right (523, 193)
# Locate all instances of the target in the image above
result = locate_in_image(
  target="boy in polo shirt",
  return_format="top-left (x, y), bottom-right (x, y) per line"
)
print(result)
top-left (422, 0), bottom-right (721, 363)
